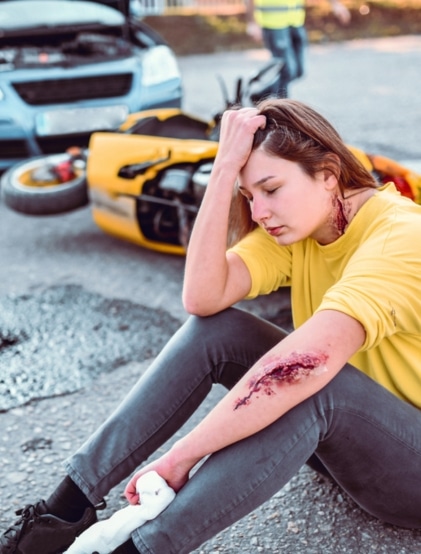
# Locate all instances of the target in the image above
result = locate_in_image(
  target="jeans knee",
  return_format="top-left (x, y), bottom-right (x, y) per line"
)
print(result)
top-left (177, 308), bottom-right (286, 387)
top-left (183, 307), bottom-right (275, 344)
top-left (182, 308), bottom-right (239, 343)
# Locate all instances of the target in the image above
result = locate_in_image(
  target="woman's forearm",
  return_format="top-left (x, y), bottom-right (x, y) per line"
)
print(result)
top-left (182, 163), bottom-right (237, 314)
top-left (182, 108), bottom-right (267, 315)
top-left (172, 354), bottom-right (332, 466)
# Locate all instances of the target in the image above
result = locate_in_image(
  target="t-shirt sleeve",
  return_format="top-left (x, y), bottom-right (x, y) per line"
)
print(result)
top-left (228, 227), bottom-right (292, 298)
top-left (316, 214), bottom-right (421, 350)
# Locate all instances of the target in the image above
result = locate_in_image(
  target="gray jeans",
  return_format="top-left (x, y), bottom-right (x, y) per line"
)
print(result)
top-left (65, 308), bottom-right (421, 553)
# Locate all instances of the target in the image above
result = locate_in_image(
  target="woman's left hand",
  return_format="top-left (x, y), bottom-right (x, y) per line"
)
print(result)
top-left (124, 446), bottom-right (200, 504)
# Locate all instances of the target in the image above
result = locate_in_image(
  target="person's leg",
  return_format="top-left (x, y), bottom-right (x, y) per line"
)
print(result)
top-left (262, 27), bottom-right (293, 98)
top-left (290, 24), bottom-right (307, 80)
top-left (65, 308), bottom-right (286, 504)
top-left (130, 365), bottom-right (421, 554)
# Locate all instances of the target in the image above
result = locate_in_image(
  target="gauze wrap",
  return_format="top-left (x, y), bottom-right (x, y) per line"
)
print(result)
top-left (64, 471), bottom-right (176, 554)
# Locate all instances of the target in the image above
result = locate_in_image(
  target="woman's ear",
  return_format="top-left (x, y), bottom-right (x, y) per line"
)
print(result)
top-left (322, 154), bottom-right (341, 190)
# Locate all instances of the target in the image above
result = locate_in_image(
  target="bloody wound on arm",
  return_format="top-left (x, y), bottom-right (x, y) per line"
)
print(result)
top-left (234, 351), bottom-right (329, 410)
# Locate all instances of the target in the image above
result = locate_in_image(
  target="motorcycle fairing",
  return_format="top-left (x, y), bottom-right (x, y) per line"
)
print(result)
top-left (87, 131), bottom-right (218, 254)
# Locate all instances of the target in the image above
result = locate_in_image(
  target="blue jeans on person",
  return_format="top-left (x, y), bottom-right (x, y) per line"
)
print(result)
top-left (65, 308), bottom-right (421, 553)
top-left (262, 25), bottom-right (307, 98)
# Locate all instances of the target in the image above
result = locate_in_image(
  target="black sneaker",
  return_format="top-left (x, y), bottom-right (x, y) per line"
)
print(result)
top-left (0, 499), bottom-right (104, 554)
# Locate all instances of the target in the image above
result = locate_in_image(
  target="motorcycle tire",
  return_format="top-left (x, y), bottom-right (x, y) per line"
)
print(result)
top-left (0, 154), bottom-right (89, 216)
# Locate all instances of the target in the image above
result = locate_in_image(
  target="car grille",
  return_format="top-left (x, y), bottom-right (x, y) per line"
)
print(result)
top-left (0, 139), bottom-right (30, 159)
top-left (37, 133), bottom-right (92, 154)
top-left (12, 74), bottom-right (133, 106)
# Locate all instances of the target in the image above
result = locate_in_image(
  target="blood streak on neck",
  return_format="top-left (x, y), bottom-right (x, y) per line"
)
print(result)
top-left (336, 198), bottom-right (348, 234)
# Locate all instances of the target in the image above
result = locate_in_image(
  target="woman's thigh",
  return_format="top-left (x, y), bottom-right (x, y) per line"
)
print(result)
top-left (314, 365), bottom-right (421, 528)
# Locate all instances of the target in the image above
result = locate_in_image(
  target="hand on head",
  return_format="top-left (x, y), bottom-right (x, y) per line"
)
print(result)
top-left (215, 107), bottom-right (267, 177)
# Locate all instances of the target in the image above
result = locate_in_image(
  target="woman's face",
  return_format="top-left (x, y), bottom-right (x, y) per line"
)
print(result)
top-left (238, 148), bottom-right (340, 245)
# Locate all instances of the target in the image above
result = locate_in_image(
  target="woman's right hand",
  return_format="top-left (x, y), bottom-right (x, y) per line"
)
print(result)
top-left (214, 107), bottom-right (266, 180)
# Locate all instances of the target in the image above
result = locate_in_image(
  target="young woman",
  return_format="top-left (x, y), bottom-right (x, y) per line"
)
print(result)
top-left (2, 100), bottom-right (421, 554)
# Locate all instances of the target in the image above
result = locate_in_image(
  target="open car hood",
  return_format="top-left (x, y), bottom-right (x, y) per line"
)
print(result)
top-left (0, 0), bottom-right (128, 38)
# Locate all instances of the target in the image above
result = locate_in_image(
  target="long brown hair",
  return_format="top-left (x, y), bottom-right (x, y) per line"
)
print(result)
top-left (228, 98), bottom-right (377, 246)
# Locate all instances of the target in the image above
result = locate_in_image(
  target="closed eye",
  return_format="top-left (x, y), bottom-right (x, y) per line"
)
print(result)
top-left (263, 188), bottom-right (279, 196)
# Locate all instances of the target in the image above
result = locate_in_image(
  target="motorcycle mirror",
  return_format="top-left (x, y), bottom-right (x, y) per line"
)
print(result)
top-left (216, 74), bottom-right (230, 109)
top-left (235, 77), bottom-right (243, 105)
top-left (243, 59), bottom-right (285, 105)
top-left (249, 59), bottom-right (284, 84)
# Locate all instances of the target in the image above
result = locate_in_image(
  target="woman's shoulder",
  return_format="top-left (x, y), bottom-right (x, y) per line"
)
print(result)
top-left (375, 182), bottom-right (420, 206)
top-left (369, 183), bottom-right (421, 223)
top-left (359, 184), bottom-right (421, 255)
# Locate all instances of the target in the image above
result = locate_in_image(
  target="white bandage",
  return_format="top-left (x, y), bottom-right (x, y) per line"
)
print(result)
top-left (64, 471), bottom-right (176, 554)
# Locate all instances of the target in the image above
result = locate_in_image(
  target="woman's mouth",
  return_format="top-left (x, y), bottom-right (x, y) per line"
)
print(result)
top-left (265, 226), bottom-right (284, 236)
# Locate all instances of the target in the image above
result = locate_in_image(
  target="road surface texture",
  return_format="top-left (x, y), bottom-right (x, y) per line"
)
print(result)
top-left (1, 35), bottom-right (420, 553)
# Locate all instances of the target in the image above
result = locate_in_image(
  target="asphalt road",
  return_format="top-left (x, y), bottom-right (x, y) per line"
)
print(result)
top-left (1, 35), bottom-right (421, 553)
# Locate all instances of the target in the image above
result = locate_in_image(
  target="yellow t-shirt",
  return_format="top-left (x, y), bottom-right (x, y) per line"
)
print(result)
top-left (229, 184), bottom-right (421, 407)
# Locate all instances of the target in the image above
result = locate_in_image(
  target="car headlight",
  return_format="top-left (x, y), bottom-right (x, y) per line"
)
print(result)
top-left (0, 88), bottom-right (5, 101)
top-left (141, 45), bottom-right (180, 86)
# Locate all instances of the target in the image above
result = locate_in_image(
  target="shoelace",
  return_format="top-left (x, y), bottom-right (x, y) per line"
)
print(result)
top-left (94, 499), bottom-right (107, 511)
top-left (0, 501), bottom-right (46, 548)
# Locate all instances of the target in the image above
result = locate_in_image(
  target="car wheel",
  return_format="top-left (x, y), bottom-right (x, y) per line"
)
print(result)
top-left (1, 154), bottom-right (89, 216)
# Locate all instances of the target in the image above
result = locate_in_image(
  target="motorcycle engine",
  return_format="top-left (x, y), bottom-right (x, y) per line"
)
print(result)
top-left (192, 162), bottom-right (213, 201)
top-left (137, 162), bottom-right (214, 248)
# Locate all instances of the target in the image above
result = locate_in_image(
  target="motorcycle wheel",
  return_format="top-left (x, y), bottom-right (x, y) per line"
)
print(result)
top-left (1, 154), bottom-right (89, 216)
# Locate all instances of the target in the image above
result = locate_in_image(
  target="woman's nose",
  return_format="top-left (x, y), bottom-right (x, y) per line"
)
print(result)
top-left (251, 197), bottom-right (270, 223)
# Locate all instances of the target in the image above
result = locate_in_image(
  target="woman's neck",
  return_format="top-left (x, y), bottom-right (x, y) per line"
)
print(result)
top-left (320, 187), bottom-right (377, 245)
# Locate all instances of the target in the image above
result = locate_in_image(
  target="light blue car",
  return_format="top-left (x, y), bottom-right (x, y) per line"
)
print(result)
top-left (0, 0), bottom-right (183, 171)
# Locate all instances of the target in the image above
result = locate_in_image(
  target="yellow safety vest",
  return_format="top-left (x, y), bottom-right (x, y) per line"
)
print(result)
top-left (253, 0), bottom-right (306, 29)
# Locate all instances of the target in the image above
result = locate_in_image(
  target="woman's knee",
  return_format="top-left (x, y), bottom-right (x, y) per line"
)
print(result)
top-left (176, 308), bottom-right (287, 388)
top-left (182, 307), bottom-right (286, 347)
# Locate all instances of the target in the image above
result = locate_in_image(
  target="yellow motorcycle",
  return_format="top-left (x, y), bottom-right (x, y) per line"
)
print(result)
top-left (2, 61), bottom-right (421, 255)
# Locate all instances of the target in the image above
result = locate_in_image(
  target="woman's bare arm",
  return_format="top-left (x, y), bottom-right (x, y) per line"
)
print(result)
top-left (182, 108), bottom-right (266, 316)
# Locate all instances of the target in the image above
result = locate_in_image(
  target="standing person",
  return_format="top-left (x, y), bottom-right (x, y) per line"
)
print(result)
top-left (246, 0), bottom-right (351, 98)
top-left (2, 99), bottom-right (421, 554)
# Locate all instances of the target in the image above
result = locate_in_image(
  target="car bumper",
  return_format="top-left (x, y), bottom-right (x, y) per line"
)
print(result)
top-left (0, 70), bottom-right (182, 171)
